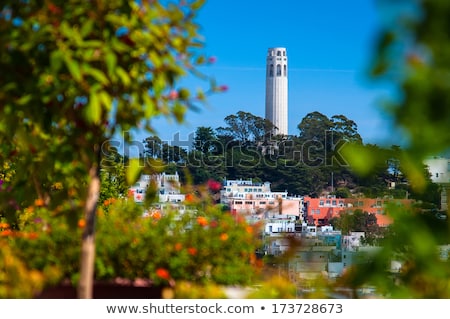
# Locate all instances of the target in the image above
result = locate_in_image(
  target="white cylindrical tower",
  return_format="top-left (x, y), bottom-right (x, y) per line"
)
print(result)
top-left (265, 47), bottom-right (288, 136)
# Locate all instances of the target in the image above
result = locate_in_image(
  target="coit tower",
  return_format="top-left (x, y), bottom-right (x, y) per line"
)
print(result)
top-left (265, 47), bottom-right (288, 136)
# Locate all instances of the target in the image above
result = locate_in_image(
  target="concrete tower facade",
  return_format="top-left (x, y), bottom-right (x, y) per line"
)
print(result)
top-left (265, 47), bottom-right (288, 136)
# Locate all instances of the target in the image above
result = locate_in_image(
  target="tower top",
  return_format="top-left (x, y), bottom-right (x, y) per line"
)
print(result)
top-left (267, 47), bottom-right (287, 57)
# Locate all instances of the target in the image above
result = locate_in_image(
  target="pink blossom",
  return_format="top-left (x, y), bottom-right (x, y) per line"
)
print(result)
top-left (218, 85), bottom-right (228, 92)
top-left (168, 90), bottom-right (178, 100)
top-left (207, 179), bottom-right (222, 192)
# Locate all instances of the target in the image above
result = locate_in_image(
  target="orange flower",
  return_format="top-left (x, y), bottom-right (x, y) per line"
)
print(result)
top-left (0, 229), bottom-right (12, 237)
top-left (174, 243), bottom-right (183, 251)
top-left (219, 233), bottom-right (229, 241)
top-left (185, 193), bottom-right (195, 203)
top-left (68, 188), bottom-right (77, 197)
top-left (28, 232), bottom-right (39, 240)
top-left (197, 216), bottom-right (208, 227)
top-left (78, 219), bottom-right (86, 229)
top-left (245, 226), bottom-right (253, 234)
top-left (34, 198), bottom-right (45, 207)
top-left (187, 247), bottom-right (197, 256)
top-left (249, 253), bottom-right (257, 265)
top-left (156, 268), bottom-right (170, 280)
top-left (0, 222), bottom-right (9, 229)
top-left (152, 211), bottom-right (161, 220)
top-left (236, 215), bottom-right (245, 223)
top-left (255, 259), bottom-right (264, 268)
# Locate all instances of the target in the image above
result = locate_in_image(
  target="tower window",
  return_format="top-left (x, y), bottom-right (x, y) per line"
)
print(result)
top-left (269, 64), bottom-right (274, 77)
top-left (283, 65), bottom-right (287, 76)
top-left (277, 51), bottom-right (281, 56)
top-left (283, 51), bottom-right (286, 56)
top-left (276, 64), bottom-right (281, 76)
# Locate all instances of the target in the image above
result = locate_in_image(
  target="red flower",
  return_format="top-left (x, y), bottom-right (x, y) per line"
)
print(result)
top-left (48, 3), bottom-right (62, 14)
top-left (209, 220), bottom-right (218, 228)
top-left (156, 268), bottom-right (170, 280)
top-left (187, 247), bottom-right (197, 256)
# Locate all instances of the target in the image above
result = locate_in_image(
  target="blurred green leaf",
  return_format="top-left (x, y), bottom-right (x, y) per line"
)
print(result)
top-left (63, 56), bottom-right (82, 82)
top-left (126, 158), bottom-right (142, 186)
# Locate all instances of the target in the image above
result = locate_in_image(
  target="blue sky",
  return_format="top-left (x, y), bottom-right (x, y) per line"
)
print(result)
top-left (132, 0), bottom-right (401, 147)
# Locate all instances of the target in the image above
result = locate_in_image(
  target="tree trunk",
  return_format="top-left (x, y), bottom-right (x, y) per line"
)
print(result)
top-left (77, 160), bottom-right (100, 298)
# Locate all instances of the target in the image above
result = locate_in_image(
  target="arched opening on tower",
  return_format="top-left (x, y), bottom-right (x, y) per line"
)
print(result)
top-left (283, 65), bottom-right (287, 76)
top-left (276, 64), bottom-right (281, 76)
top-left (269, 64), bottom-right (274, 77)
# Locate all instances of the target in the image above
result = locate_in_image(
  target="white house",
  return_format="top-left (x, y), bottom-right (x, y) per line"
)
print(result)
top-left (424, 156), bottom-right (450, 210)
top-left (128, 172), bottom-right (185, 204)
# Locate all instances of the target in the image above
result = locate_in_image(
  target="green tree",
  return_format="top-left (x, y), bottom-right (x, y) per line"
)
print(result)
top-left (143, 136), bottom-right (163, 159)
top-left (330, 114), bottom-right (362, 144)
top-left (98, 143), bottom-right (128, 205)
top-left (193, 126), bottom-right (218, 154)
top-left (297, 111), bottom-right (332, 142)
top-left (217, 111), bottom-right (275, 145)
top-left (0, 0), bottom-right (219, 298)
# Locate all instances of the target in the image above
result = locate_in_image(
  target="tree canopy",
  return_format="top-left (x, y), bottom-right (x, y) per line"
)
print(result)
top-left (0, 0), bottom-right (216, 298)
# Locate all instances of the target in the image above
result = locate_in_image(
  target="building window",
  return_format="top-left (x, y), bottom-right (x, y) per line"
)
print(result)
top-left (277, 50), bottom-right (281, 56)
top-left (269, 64), bottom-right (274, 77)
top-left (283, 51), bottom-right (286, 56)
top-left (283, 64), bottom-right (286, 76)
top-left (245, 201), bottom-right (253, 205)
top-left (319, 200), bottom-right (324, 206)
top-left (276, 64), bottom-right (281, 76)
top-left (235, 201), bottom-right (242, 204)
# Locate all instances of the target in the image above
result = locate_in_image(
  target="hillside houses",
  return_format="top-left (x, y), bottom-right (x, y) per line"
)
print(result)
top-left (128, 173), bottom-right (426, 289)
top-left (303, 195), bottom-right (415, 227)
